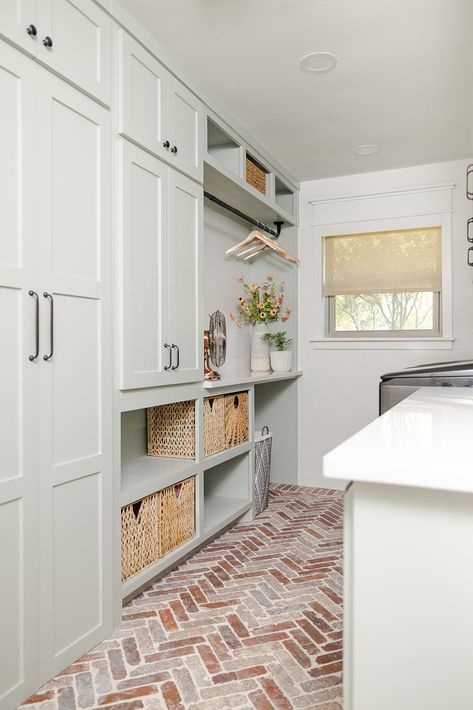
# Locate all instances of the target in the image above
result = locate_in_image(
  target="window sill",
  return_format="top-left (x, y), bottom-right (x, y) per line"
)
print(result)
top-left (310, 337), bottom-right (455, 351)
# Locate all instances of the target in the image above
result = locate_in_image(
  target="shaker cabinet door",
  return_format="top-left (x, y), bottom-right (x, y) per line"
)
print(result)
top-left (118, 30), bottom-right (170, 162)
top-left (37, 0), bottom-right (111, 104)
top-left (0, 0), bottom-right (38, 54)
top-left (166, 169), bottom-right (202, 384)
top-left (0, 41), bottom-right (39, 710)
top-left (36, 71), bottom-right (113, 682)
top-left (168, 77), bottom-right (203, 182)
top-left (118, 140), bottom-right (170, 389)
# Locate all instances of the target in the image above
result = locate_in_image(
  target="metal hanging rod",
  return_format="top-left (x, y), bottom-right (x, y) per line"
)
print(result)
top-left (204, 191), bottom-right (284, 239)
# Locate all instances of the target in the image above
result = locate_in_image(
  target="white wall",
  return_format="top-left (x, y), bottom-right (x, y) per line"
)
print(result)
top-left (299, 159), bottom-right (473, 488)
top-left (204, 206), bottom-right (298, 377)
top-left (204, 205), bottom-right (300, 483)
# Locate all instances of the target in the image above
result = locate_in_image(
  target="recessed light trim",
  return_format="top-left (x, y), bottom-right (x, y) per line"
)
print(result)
top-left (354, 144), bottom-right (380, 156)
top-left (299, 52), bottom-right (337, 73)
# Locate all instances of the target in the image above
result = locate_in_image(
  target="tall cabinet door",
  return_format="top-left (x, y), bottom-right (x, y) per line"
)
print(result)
top-left (118, 30), bottom-right (170, 162)
top-left (167, 169), bottom-right (202, 383)
top-left (36, 71), bottom-right (113, 682)
top-left (0, 0), bottom-right (38, 55)
top-left (118, 140), bottom-right (170, 389)
top-left (168, 77), bottom-right (203, 182)
top-left (0, 42), bottom-right (39, 710)
top-left (37, 0), bottom-right (111, 104)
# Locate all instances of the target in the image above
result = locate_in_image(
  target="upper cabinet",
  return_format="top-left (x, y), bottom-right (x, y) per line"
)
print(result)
top-left (118, 30), bottom-right (203, 183)
top-left (168, 77), bottom-right (203, 182)
top-left (0, 0), bottom-right (112, 104)
top-left (0, 0), bottom-right (38, 54)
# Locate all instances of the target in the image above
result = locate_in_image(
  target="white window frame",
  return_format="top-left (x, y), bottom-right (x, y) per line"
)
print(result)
top-left (311, 212), bottom-right (453, 350)
top-left (327, 292), bottom-right (442, 338)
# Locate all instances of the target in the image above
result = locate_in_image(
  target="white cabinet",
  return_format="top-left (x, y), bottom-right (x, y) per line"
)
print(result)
top-left (118, 30), bottom-right (203, 182)
top-left (0, 0), bottom-right (37, 54)
top-left (36, 72), bottom-right (113, 681)
top-left (167, 169), bottom-right (202, 379)
top-left (0, 41), bottom-right (112, 707)
top-left (118, 30), bottom-right (170, 164)
top-left (118, 140), bottom-right (202, 390)
top-left (168, 77), bottom-right (203, 182)
top-left (0, 41), bottom-right (39, 710)
top-left (0, 0), bottom-right (111, 104)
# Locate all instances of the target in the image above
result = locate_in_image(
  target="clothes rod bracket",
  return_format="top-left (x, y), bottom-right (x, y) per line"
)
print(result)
top-left (204, 191), bottom-right (284, 239)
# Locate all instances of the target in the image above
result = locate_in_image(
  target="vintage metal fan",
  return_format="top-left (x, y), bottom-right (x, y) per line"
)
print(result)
top-left (204, 310), bottom-right (227, 380)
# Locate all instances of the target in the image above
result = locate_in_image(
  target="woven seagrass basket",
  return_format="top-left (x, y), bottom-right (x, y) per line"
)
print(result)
top-left (246, 156), bottom-right (266, 194)
top-left (203, 396), bottom-right (226, 457)
top-left (224, 392), bottom-right (249, 448)
top-left (121, 493), bottom-right (160, 582)
top-left (147, 400), bottom-right (195, 459)
top-left (158, 476), bottom-right (195, 557)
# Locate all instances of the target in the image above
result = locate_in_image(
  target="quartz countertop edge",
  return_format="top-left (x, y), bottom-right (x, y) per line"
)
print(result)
top-left (323, 387), bottom-right (473, 494)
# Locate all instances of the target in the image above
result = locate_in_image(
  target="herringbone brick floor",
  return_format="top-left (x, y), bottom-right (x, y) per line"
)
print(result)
top-left (21, 484), bottom-right (344, 710)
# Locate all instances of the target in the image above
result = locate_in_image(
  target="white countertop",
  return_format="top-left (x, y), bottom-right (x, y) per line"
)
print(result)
top-left (323, 387), bottom-right (473, 494)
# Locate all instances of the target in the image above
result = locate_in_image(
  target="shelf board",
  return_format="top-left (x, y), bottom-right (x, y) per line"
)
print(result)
top-left (203, 442), bottom-right (252, 469)
top-left (121, 455), bottom-right (199, 507)
top-left (203, 495), bottom-right (251, 538)
top-left (204, 158), bottom-right (297, 228)
top-left (203, 370), bottom-right (303, 390)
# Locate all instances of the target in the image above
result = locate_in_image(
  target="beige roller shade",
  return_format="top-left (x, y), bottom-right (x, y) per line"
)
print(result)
top-left (324, 226), bottom-right (442, 296)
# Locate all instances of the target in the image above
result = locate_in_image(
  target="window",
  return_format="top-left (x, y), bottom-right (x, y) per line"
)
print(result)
top-left (324, 226), bottom-right (442, 337)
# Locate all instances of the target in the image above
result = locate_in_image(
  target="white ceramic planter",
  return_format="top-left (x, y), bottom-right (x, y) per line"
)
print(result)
top-left (251, 323), bottom-right (270, 372)
top-left (270, 350), bottom-right (292, 372)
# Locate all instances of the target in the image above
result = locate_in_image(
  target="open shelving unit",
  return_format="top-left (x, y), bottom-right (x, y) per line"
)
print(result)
top-left (203, 452), bottom-right (252, 537)
top-left (207, 117), bottom-right (242, 177)
top-left (121, 406), bottom-right (198, 507)
top-left (204, 112), bottom-right (298, 227)
top-left (115, 384), bottom-right (255, 601)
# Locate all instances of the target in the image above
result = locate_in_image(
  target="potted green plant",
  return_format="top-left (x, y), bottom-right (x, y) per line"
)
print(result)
top-left (262, 331), bottom-right (293, 372)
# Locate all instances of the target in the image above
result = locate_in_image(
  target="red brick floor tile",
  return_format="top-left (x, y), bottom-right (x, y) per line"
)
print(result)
top-left (20, 484), bottom-right (343, 710)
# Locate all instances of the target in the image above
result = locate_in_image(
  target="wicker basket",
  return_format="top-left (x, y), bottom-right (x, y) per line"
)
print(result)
top-left (224, 392), bottom-right (249, 448)
top-left (147, 400), bottom-right (195, 459)
top-left (203, 396), bottom-right (226, 457)
top-left (121, 493), bottom-right (159, 582)
top-left (246, 156), bottom-right (267, 195)
top-left (158, 476), bottom-right (195, 557)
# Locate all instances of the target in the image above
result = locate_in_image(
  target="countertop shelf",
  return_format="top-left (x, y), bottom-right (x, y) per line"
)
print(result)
top-left (203, 370), bottom-right (302, 390)
top-left (121, 455), bottom-right (199, 507)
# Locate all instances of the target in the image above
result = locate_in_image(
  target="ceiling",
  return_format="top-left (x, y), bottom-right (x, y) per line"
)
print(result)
top-left (118, 0), bottom-right (473, 181)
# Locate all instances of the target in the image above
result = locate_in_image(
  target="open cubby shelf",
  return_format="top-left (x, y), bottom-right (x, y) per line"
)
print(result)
top-left (205, 114), bottom-right (298, 227)
top-left (120, 406), bottom-right (197, 506)
top-left (275, 176), bottom-right (295, 217)
top-left (121, 456), bottom-right (198, 507)
top-left (203, 452), bottom-right (251, 536)
top-left (207, 118), bottom-right (241, 177)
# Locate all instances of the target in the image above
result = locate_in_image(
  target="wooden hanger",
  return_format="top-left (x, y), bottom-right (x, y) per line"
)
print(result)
top-left (226, 230), bottom-right (299, 264)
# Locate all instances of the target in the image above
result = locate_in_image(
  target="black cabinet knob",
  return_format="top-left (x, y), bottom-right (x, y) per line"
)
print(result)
top-left (42, 36), bottom-right (53, 48)
top-left (170, 145), bottom-right (178, 154)
top-left (26, 24), bottom-right (37, 36)
top-left (163, 140), bottom-right (170, 149)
